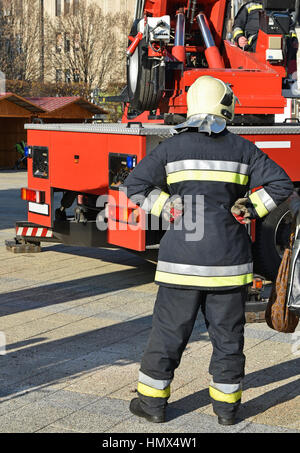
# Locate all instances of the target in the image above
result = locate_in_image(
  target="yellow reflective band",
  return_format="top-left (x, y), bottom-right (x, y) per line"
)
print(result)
top-left (167, 170), bottom-right (248, 186)
top-left (249, 191), bottom-right (269, 218)
top-left (137, 382), bottom-right (171, 398)
top-left (150, 191), bottom-right (170, 217)
top-left (247, 5), bottom-right (263, 13)
top-left (233, 29), bottom-right (244, 39)
top-left (155, 271), bottom-right (253, 287)
top-left (209, 386), bottom-right (242, 404)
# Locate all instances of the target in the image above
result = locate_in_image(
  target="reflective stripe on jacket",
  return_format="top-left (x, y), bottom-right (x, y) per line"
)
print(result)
top-left (123, 129), bottom-right (293, 290)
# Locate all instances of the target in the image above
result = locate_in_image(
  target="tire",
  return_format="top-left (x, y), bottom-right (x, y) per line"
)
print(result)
top-left (127, 38), bottom-right (164, 112)
top-left (253, 201), bottom-right (293, 281)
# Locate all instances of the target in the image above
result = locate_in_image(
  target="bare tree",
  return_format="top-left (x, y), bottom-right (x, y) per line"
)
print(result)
top-left (46, 0), bottom-right (124, 91)
top-left (0, 0), bottom-right (42, 81)
top-left (113, 10), bottom-right (132, 87)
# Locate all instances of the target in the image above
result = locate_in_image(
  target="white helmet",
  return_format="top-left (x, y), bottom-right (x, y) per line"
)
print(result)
top-left (187, 75), bottom-right (236, 122)
top-left (173, 76), bottom-right (237, 135)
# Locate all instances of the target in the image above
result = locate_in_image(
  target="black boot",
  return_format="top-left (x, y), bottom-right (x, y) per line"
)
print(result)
top-left (129, 398), bottom-right (166, 423)
top-left (213, 405), bottom-right (239, 426)
top-left (217, 415), bottom-right (236, 426)
top-left (211, 393), bottom-right (241, 426)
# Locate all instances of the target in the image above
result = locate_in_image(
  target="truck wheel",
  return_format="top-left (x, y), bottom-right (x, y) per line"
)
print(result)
top-left (127, 39), bottom-right (164, 112)
top-left (253, 201), bottom-right (292, 281)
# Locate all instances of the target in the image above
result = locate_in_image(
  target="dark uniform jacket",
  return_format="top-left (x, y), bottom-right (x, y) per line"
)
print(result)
top-left (233, 1), bottom-right (297, 51)
top-left (123, 129), bottom-right (293, 290)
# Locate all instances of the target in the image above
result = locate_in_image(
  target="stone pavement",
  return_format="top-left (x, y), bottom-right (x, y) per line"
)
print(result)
top-left (0, 170), bottom-right (299, 434)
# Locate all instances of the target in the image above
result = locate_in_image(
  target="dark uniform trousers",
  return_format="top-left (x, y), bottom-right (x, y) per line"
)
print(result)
top-left (138, 285), bottom-right (248, 418)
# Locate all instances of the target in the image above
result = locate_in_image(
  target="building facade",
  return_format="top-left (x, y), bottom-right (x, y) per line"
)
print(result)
top-left (44, 0), bottom-right (136, 17)
top-left (41, 0), bottom-right (136, 86)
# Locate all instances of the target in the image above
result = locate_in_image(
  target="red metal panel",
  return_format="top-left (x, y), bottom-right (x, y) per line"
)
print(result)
top-left (107, 189), bottom-right (146, 251)
top-left (241, 133), bottom-right (300, 182)
top-left (49, 130), bottom-right (109, 194)
top-left (107, 135), bottom-right (146, 251)
top-left (47, 132), bottom-right (145, 194)
top-left (209, 0), bottom-right (227, 47)
top-left (166, 63), bottom-right (286, 115)
top-left (27, 129), bottom-right (52, 228)
top-left (27, 128), bottom-right (147, 249)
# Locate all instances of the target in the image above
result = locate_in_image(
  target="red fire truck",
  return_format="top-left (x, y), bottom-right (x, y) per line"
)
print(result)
top-left (7, 0), bottom-right (300, 315)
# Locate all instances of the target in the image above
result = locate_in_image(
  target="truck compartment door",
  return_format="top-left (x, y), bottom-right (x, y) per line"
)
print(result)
top-left (107, 152), bottom-right (146, 251)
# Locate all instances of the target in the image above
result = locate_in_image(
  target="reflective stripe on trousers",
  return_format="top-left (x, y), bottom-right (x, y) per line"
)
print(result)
top-left (137, 372), bottom-right (171, 399)
top-left (209, 381), bottom-right (242, 404)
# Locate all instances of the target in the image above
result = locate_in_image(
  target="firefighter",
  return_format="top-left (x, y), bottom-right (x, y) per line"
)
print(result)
top-left (123, 76), bottom-right (293, 426)
top-left (233, 1), bottom-right (298, 54)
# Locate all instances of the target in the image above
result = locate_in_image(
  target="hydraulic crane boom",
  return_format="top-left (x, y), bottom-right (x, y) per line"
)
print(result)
top-left (125, 0), bottom-right (297, 125)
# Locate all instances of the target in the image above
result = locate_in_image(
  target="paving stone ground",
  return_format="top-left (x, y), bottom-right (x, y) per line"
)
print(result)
top-left (0, 170), bottom-right (299, 434)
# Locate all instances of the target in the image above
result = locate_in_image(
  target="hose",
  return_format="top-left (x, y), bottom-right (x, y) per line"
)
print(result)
top-left (187, 0), bottom-right (192, 21)
top-left (190, 0), bottom-right (197, 25)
